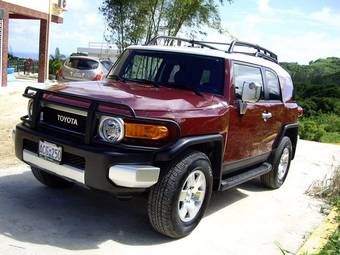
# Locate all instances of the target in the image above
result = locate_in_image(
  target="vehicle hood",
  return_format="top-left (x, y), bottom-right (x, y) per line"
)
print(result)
top-left (46, 80), bottom-right (225, 113)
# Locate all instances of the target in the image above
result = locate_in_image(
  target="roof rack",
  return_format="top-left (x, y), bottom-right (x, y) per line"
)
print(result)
top-left (147, 36), bottom-right (278, 63)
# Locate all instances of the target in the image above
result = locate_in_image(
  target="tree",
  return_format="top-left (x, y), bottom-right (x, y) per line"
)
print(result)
top-left (100, 0), bottom-right (233, 52)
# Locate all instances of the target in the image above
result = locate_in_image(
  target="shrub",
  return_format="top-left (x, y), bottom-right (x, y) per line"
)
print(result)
top-left (299, 119), bottom-right (325, 142)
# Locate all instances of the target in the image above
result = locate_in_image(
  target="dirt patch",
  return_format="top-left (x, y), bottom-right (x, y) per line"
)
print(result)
top-left (0, 92), bottom-right (27, 168)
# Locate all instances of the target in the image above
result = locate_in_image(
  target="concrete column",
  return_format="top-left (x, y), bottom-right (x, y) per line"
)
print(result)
top-left (1, 9), bottom-right (9, 87)
top-left (38, 19), bottom-right (49, 83)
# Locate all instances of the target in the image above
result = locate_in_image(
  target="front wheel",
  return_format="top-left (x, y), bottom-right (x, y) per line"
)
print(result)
top-left (148, 151), bottom-right (213, 238)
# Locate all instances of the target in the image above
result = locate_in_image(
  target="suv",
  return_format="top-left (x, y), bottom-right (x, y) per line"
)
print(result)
top-left (61, 56), bottom-right (113, 81)
top-left (15, 36), bottom-right (300, 238)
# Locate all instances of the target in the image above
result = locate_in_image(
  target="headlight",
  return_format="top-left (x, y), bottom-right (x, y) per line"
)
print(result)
top-left (27, 99), bottom-right (34, 119)
top-left (98, 117), bottom-right (124, 143)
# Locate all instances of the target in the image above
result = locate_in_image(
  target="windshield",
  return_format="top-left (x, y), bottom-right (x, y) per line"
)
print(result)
top-left (109, 49), bottom-right (225, 95)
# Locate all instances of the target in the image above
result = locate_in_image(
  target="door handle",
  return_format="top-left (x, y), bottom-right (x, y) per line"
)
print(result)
top-left (262, 112), bottom-right (272, 122)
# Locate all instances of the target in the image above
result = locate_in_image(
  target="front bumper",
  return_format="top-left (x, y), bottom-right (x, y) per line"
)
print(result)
top-left (15, 124), bottom-right (160, 195)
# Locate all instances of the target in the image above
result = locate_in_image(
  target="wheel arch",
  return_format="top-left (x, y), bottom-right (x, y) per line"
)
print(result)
top-left (155, 134), bottom-right (224, 190)
top-left (273, 123), bottom-right (298, 159)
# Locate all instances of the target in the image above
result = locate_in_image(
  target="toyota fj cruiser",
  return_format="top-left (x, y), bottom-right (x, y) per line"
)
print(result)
top-left (15, 36), bottom-right (300, 238)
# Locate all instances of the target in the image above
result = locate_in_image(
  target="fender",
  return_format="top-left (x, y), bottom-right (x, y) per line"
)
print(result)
top-left (155, 134), bottom-right (224, 190)
top-left (273, 123), bottom-right (298, 159)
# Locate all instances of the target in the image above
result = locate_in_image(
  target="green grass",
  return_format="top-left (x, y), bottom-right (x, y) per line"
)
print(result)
top-left (316, 213), bottom-right (339, 255)
top-left (320, 132), bottom-right (340, 144)
top-left (299, 113), bottom-right (340, 144)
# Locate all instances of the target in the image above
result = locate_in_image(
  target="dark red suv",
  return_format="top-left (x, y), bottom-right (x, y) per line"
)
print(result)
top-left (15, 36), bottom-right (300, 238)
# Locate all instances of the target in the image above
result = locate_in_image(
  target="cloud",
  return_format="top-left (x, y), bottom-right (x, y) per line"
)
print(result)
top-left (310, 7), bottom-right (340, 27)
top-left (245, 15), bottom-right (283, 29)
top-left (257, 0), bottom-right (272, 14)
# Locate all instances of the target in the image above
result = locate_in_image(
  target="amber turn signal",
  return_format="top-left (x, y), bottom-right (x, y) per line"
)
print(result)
top-left (125, 123), bottom-right (169, 140)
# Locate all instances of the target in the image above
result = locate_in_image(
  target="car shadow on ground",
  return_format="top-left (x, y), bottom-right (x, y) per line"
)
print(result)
top-left (0, 170), bottom-right (264, 250)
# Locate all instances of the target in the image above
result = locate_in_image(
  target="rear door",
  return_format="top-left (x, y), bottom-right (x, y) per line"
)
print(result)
top-left (223, 62), bottom-right (273, 172)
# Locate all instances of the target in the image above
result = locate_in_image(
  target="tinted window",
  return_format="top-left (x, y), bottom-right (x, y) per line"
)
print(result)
top-left (265, 70), bottom-right (281, 100)
top-left (100, 60), bottom-right (113, 70)
top-left (112, 50), bottom-right (225, 95)
top-left (233, 64), bottom-right (264, 99)
top-left (66, 58), bottom-right (99, 70)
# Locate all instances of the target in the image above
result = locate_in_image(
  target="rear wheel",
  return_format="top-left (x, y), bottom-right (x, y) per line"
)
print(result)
top-left (31, 167), bottom-right (74, 188)
top-left (261, 136), bottom-right (292, 189)
top-left (148, 151), bottom-right (213, 238)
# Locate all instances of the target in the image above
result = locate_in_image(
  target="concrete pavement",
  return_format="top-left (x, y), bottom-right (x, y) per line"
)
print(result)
top-left (0, 139), bottom-right (339, 255)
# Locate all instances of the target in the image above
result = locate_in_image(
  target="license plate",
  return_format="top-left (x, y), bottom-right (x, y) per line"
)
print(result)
top-left (72, 72), bottom-right (82, 78)
top-left (39, 141), bottom-right (62, 163)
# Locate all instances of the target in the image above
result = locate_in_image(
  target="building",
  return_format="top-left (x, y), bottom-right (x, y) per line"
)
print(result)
top-left (0, 0), bottom-right (66, 87)
top-left (77, 42), bottom-right (120, 62)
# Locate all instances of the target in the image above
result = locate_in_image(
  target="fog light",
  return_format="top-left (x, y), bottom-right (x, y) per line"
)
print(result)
top-left (98, 117), bottom-right (124, 143)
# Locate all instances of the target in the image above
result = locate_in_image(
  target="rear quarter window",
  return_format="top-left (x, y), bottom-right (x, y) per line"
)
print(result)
top-left (265, 70), bottom-right (281, 100)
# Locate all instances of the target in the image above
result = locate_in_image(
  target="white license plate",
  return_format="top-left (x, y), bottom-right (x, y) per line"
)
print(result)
top-left (39, 141), bottom-right (62, 163)
top-left (72, 72), bottom-right (82, 78)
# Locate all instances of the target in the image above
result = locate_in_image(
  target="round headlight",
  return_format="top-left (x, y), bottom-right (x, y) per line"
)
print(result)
top-left (98, 117), bottom-right (124, 143)
top-left (27, 99), bottom-right (34, 119)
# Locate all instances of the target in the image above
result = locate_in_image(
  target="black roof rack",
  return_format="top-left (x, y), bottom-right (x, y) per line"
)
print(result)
top-left (147, 36), bottom-right (278, 63)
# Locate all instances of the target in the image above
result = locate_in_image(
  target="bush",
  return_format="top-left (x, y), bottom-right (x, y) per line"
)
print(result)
top-left (299, 119), bottom-right (325, 142)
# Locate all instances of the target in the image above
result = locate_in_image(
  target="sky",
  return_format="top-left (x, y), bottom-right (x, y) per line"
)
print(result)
top-left (8, 0), bottom-right (340, 64)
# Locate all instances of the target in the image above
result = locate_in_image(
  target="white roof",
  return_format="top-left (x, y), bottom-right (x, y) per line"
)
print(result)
top-left (127, 45), bottom-right (290, 77)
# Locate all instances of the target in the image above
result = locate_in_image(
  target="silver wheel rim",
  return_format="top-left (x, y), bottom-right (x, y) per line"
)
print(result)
top-left (178, 169), bottom-right (206, 222)
top-left (278, 148), bottom-right (290, 180)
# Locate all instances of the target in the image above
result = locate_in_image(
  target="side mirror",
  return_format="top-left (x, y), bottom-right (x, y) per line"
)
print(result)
top-left (239, 81), bottom-right (262, 115)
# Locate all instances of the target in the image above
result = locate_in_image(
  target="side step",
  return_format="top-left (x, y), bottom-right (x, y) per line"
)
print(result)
top-left (220, 162), bottom-right (272, 191)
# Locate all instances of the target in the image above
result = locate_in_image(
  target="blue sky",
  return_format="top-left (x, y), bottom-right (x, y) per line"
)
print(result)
top-left (8, 0), bottom-right (340, 64)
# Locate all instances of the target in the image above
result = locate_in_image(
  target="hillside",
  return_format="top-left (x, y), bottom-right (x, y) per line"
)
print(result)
top-left (280, 57), bottom-right (340, 143)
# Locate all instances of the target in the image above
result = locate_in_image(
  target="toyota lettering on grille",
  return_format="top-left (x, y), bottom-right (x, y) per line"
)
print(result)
top-left (57, 114), bottom-right (78, 126)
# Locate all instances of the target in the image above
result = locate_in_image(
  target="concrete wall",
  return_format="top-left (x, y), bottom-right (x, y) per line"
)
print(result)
top-left (3, 0), bottom-right (64, 17)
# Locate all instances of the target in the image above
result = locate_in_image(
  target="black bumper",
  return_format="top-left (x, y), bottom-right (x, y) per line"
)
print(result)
top-left (15, 124), bottom-right (156, 195)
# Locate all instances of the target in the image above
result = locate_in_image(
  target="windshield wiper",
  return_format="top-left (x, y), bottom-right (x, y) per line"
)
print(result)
top-left (129, 78), bottom-right (161, 88)
top-left (107, 74), bottom-right (126, 82)
top-left (173, 84), bottom-right (203, 96)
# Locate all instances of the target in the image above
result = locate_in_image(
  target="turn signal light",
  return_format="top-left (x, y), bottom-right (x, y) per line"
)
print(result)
top-left (125, 123), bottom-right (169, 140)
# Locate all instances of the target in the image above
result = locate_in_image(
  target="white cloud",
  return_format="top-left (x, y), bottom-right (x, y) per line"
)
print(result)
top-left (245, 15), bottom-right (283, 29)
top-left (310, 7), bottom-right (340, 27)
top-left (257, 0), bottom-right (272, 14)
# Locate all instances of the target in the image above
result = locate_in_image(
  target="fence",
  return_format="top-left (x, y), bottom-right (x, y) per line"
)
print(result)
top-left (8, 59), bottom-right (39, 74)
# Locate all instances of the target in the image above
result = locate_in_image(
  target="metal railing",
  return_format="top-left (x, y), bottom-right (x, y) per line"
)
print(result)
top-left (8, 59), bottom-right (39, 74)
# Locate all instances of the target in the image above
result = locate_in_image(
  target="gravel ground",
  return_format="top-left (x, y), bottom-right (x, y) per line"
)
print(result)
top-left (0, 91), bottom-right (26, 168)
top-left (0, 139), bottom-right (339, 255)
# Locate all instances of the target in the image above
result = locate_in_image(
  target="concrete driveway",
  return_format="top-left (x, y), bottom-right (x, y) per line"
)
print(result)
top-left (0, 140), bottom-right (339, 255)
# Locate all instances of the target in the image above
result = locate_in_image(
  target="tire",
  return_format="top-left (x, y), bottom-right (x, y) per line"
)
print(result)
top-left (31, 167), bottom-right (74, 188)
top-left (261, 136), bottom-right (292, 189)
top-left (148, 150), bottom-right (213, 238)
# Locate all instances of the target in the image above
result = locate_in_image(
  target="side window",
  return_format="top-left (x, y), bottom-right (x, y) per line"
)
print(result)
top-left (233, 64), bottom-right (264, 100)
top-left (265, 70), bottom-right (281, 100)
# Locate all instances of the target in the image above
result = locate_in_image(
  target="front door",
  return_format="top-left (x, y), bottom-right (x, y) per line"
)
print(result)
top-left (224, 62), bottom-right (273, 172)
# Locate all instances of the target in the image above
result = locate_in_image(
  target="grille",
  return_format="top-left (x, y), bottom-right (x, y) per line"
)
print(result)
top-left (41, 107), bottom-right (87, 133)
top-left (23, 139), bottom-right (85, 170)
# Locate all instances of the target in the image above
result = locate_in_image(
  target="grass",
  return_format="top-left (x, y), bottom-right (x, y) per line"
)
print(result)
top-left (320, 132), bottom-right (340, 144)
top-left (305, 166), bottom-right (340, 255)
top-left (316, 211), bottom-right (339, 255)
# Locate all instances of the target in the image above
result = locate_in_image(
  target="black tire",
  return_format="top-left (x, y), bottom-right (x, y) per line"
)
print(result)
top-left (31, 167), bottom-right (74, 188)
top-left (261, 136), bottom-right (292, 189)
top-left (148, 150), bottom-right (213, 238)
